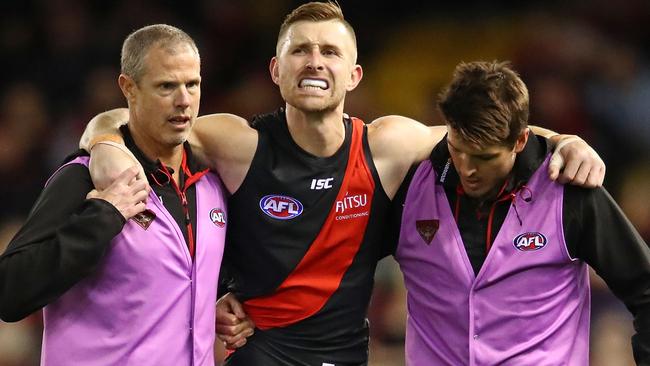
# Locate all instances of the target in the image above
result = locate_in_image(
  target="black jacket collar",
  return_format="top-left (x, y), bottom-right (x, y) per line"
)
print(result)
top-left (120, 125), bottom-right (206, 187)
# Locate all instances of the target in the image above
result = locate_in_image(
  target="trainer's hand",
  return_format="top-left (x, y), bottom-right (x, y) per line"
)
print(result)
top-left (548, 135), bottom-right (605, 188)
top-left (216, 293), bottom-right (255, 350)
top-left (86, 166), bottom-right (149, 220)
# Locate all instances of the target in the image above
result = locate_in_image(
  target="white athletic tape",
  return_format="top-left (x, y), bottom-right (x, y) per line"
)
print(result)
top-left (549, 136), bottom-right (582, 169)
top-left (554, 136), bottom-right (582, 154)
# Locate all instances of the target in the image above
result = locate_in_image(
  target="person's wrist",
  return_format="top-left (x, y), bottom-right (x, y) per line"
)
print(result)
top-left (554, 135), bottom-right (582, 152)
top-left (88, 134), bottom-right (125, 151)
top-left (547, 133), bottom-right (563, 148)
top-left (91, 140), bottom-right (139, 163)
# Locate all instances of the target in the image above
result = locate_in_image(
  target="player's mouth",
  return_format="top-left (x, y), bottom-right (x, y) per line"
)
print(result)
top-left (299, 78), bottom-right (329, 91)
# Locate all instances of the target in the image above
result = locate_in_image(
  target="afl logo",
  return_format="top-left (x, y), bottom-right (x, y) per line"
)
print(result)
top-left (259, 195), bottom-right (303, 220)
top-left (210, 208), bottom-right (226, 227)
top-left (513, 232), bottom-right (547, 251)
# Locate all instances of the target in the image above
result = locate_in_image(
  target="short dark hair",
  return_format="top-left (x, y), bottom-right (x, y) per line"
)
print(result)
top-left (438, 60), bottom-right (529, 147)
top-left (121, 24), bottom-right (199, 83)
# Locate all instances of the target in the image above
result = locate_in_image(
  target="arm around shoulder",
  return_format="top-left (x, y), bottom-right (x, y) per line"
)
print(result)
top-left (369, 115), bottom-right (444, 165)
top-left (529, 125), bottom-right (605, 187)
top-left (367, 116), bottom-right (444, 198)
top-left (189, 113), bottom-right (257, 168)
top-left (188, 113), bottom-right (257, 193)
top-left (79, 108), bottom-right (129, 151)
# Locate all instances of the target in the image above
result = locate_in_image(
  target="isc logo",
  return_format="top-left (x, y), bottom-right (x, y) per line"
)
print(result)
top-left (210, 208), bottom-right (226, 227)
top-left (259, 195), bottom-right (304, 220)
top-left (513, 232), bottom-right (547, 251)
top-left (311, 178), bottom-right (333, 190)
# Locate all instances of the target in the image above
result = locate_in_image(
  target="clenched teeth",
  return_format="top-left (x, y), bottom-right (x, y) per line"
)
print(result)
top-left (299, 78), bottom-right (328, 89)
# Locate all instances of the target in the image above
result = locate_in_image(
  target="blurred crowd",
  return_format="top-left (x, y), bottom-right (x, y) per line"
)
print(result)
top-left (1, 0), bottom-right (648, 365)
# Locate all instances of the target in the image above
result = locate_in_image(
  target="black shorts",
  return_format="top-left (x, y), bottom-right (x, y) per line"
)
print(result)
top-left (224, 331), bottom-right (368, 366)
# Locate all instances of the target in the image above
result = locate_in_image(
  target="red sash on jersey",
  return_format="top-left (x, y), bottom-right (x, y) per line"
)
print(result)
top-left (243, 118), bottom-right (375, 329)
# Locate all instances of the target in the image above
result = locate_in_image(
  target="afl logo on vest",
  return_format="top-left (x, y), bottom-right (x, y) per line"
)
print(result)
top-left (210, 208), bottom-right (227, 227)
top-left (259, 195), bottom-right (304, 220)
top-left (513, 232), bottom-right (547, 251)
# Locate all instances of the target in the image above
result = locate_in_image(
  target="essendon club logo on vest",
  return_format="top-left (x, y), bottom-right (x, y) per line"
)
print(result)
top-left (416, 219), bottom-right (439, 245)
top-left (259, 195), bottom-right (304, 220)
top-left (513, 232), bottom-right (548, 251)
top-left (131, 209), bottom-right (156, 230)
top-left (210, 208), bottom-right (226, 227)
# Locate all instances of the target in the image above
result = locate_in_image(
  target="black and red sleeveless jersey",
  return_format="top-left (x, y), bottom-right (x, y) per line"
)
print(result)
top-left (223, 108), bottom-right (392, 365)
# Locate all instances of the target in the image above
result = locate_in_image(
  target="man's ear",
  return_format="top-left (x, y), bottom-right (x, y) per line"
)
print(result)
top-left (269, 57), bottom-right (280, 86)
top-left (346, 64), bottom-right (363, 91)
top-left (514, 128), bottom-right (530, 153)
top-left (118, 74), bottom-right (137, 104)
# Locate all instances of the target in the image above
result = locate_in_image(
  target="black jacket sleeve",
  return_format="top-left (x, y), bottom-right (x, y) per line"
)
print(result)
top-left (0, 163), bottom-right (125, 322)
top-left (563, 185), bottom-right (650, 365)
top-left (382, 165), bottom-right (418, 259)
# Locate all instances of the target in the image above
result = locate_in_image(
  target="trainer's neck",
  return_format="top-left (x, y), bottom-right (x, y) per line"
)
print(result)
top-left (128, 123), bottom-right (183, 185)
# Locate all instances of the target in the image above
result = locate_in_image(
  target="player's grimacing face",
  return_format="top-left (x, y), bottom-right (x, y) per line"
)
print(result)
top-left (271, 20), bottom-right (362, 113)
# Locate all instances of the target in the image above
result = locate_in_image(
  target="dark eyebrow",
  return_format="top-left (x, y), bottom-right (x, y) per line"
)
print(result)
top-left (473, 152), bottom-right (499, 159)
top-left (448, 139), bottom-right (498, 158)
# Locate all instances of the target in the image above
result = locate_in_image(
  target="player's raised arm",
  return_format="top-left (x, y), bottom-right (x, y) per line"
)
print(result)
top-left (367, 115), bottom-right (444, 199)
top-left (80, 109), bottom-right (258, 194)
top-left (367, 115), bottom-right (606, 199)
top-left (78, 108), bottom-right (142, 190)
top-left (188, 113), bottom-right (258, 193)
top-left (79, 108), bottom-right (129, 150)
top-left (521, 126), bottom-right (604, 187)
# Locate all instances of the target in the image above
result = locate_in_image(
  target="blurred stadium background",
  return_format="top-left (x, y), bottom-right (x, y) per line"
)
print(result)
top-left (1, 0), bottom-right (649, 365)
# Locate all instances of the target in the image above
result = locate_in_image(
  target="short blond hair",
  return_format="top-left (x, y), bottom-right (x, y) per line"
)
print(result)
top-left (276, 1), bottom-right (357, 54)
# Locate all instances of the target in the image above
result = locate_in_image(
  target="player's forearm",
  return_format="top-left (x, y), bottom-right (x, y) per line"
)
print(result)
top-left (528, 125), bottom-right (561, 146)
top-left (529, 125), bottom-right (561, 146)
top-left (79, 108), bottom-right (129, 151)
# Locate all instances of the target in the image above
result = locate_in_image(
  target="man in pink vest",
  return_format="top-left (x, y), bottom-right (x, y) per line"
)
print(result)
top-left (394, 60), bottom-right (650, 365)
top-left (0, 24), bottom-right (228, 365)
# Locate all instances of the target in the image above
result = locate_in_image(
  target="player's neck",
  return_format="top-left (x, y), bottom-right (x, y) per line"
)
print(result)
top-left (285, 104), bottom-right (346, 158)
